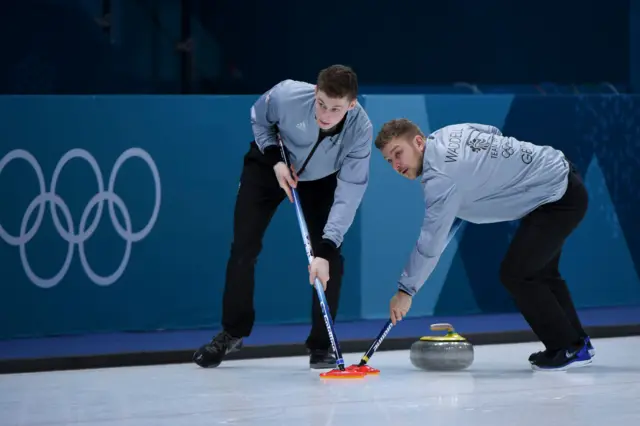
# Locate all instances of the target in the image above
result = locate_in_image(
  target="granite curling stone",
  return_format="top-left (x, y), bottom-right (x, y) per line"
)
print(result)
top-left (409, 323), bottom-right (474, 371)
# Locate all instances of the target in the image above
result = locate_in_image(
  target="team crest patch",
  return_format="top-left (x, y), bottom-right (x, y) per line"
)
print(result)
top-left (467, 137), bottom-right (490, 152)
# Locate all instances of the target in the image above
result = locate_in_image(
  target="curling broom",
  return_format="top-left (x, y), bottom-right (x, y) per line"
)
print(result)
top-left (346, 217), bottom-right (466, 375)
top-left (277, 135), bottom-right (366, 379)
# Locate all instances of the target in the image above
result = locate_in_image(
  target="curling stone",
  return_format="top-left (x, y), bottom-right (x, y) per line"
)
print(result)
top-left (409, 323), bottom-right (474, 371)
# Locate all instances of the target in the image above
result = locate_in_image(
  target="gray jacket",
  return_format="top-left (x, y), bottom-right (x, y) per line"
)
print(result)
top-left (398, 123), bottom-right (570, 296)
top-left (250, 79), bottom-right (373, 250)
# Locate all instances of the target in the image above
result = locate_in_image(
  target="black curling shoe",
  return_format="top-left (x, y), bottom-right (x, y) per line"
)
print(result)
top-left (193, 330), bottom-right (243, 368)
top-left (529, 336), bottom-right (595, 364)
top-left (309, 349), bottom-right (337, 369)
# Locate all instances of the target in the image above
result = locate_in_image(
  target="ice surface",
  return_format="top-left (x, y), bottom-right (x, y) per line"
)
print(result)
top-left (1, 336), bottom-right (639, 426)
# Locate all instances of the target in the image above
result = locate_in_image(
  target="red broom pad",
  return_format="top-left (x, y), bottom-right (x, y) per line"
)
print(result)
top-left (319, 368), bottom-right (367, 379)
top-left (346, 364), bottom-right (380, 375)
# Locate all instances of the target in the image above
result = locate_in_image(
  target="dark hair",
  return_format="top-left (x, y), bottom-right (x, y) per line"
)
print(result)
top-left (317, 65), bottom-right (358, 100)
top-left (374, 118), bottom-right (425, 150)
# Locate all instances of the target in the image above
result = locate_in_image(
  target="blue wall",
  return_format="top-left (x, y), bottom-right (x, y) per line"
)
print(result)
top-left (1, 94), bottom-right (640, 340)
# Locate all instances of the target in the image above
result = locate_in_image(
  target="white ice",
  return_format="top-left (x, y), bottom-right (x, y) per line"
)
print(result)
top-left (1, 336), bottom-right (639, 426)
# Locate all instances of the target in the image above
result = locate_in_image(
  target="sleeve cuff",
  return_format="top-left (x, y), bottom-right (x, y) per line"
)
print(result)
top-left (263, 145), bottom-right (284, 167)
top-left (314, 239), bottom-right (338, 260)
top-left (398, 284), bottom-right (415, 297)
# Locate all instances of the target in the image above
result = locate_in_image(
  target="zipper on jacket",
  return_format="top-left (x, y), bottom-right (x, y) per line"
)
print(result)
top-left (294, 113), bottom-right (347, 177)
top-left (296, 132), bottom-right (326, 177)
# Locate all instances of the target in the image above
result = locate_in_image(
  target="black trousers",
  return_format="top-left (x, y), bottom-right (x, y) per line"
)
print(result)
top-left (500, 162), bottom-right (589, 351)
top-left (221, 142), bottom-right (344, 351)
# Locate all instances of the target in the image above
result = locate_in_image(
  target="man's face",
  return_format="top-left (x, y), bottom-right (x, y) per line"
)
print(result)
top-left (380, 135), bottom-right (426, 179)
top-left (314, 89), bottom-right (355, 130)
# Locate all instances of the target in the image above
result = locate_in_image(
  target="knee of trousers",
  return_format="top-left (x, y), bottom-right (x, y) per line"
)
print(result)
top-left (228, 242), bottom-right (262, 267)
top-left (499, 261), bottom-right (525, 292)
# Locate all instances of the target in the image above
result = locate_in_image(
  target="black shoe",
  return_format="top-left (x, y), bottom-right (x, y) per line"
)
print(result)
top-left (309, 349), bottom-right (337, 369)
top-left (528, 349), bottom-right (554, 364)
top-left (193, 331), bottom-right (243, 368)
top-left (529, 337), bottom-right (596, 364)
top-left (530, 342), bottom-right (592, 371)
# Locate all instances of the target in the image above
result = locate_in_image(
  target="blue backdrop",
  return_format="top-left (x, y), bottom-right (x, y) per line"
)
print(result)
top-left (1, 94), bottom-right (640, 340)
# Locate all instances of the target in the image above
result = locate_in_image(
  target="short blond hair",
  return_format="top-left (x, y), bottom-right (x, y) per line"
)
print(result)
top-left (374, 118), bottom-right (425, 150)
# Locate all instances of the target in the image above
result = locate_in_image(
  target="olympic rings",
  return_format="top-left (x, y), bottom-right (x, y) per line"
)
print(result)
top-left (0, 148), bottom-right (161, 288)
